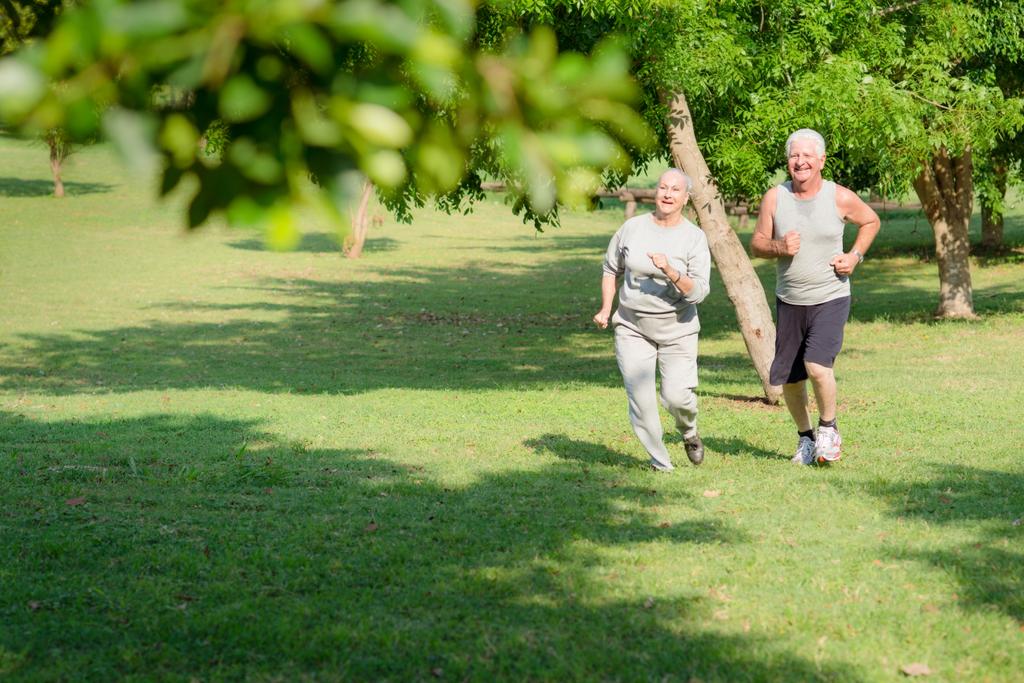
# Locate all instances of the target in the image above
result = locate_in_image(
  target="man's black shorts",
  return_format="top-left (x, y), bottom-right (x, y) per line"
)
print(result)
top-left (769, 296), bottom-right (851, 385)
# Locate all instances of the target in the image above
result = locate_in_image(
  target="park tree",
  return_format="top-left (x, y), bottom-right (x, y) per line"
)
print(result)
top-left (973, 1), bottom-right (1024, 251)
top-left (481, 0), bottom-right (800, 402)
top-left (6, 1), bottom-right (1020, 397)
top-left (481, 0), bottom-right (1023, 397)
top-left (42, 125), bottom-right (70, 196)
top-left (345, 177), bottom-right (375, 259)
top-left (711, 0), bottom-right (1024, 319)
top-left (0, 0), bottom-right (652, 247)
top-left (1, 0), bottom-right (77, 198)
top-left (0, 0), bottom-right (791, 402)
top-left (978, 147), bottom-right (1019, 251)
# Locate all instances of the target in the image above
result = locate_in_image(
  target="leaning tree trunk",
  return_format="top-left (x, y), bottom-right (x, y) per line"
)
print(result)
top-left (664, 91), bottom-right (782, 403)
top-left (48, 137), bottom-right (65, 198)
top-left (911, 147), bottom-right (977, 319)
top-left (345, 179), bottom-right (374, 259)
top-left (980, 162), bottom-right (1006, 250)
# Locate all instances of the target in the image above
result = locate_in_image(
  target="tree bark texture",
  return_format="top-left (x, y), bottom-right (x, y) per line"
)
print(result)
top-left (664, 91), bottom-right (782, 403)
top-left (345, 179), bottom-right (374, 259)
top-left (980, 162), bottom-right (1006, 250)
top-left (49, 139), bottom-right (65, 198)
top-left (911, 147), bottom-right (977, 319)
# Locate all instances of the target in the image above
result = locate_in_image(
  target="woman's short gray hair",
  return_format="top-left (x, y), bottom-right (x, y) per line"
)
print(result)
top-left (661, 167), bottom-right (693, 193)
top-left (785, 129), bottom-right (826, 157)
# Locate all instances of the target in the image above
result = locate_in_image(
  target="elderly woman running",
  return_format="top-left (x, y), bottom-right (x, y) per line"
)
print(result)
top-left (593, 168), bottom-right (712, 471)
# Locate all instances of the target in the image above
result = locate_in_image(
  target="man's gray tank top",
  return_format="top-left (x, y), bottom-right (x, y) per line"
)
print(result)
top-left (773, 180), bottom-right (849, 305)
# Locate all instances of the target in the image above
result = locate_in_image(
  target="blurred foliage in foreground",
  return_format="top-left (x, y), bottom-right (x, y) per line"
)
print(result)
top-left (0, 0), bottom-right (653, 240)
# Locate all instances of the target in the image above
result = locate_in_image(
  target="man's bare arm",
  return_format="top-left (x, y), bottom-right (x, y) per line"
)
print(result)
top-left (750, 187), bottom-right (799, 258)
top-left (837, 186), bottom-right (881, 257)
top-left (830, 185), bottom-right (881, 276)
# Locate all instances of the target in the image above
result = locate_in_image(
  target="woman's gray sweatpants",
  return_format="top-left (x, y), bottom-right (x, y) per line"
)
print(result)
top-left (613, 307), bottom-right (699, 470)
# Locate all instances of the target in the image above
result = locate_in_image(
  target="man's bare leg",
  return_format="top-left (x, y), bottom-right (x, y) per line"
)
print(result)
top-left (806, 361), bottom-right (842, 461)
top-left (805, 361), bottom-right (837, 422)
top-left (782, 382), bottom-right (813, 431)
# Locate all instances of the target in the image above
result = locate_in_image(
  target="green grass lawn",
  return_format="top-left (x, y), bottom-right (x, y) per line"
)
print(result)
top-left (1, 135), bottom-right (1023, 682)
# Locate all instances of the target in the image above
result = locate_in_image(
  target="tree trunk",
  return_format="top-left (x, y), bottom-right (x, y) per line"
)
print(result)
top-left (911, 147), bottom-right (977, 319)
top-left (345, 179), bottom-right (374, 259)
top-left (664, 91), bottom-right (782, 403)
top-left (980, 162), bottom-right (1006, 250)
top-left (49, 139), bottom-right (65, 198)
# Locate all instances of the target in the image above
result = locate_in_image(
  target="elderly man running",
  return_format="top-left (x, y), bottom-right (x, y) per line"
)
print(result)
top-left (752, 129), bottom-right (880, 464)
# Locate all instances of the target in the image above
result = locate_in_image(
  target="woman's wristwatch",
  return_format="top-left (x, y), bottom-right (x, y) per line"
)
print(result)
top-left (851, 249), bottom-right (864, 264)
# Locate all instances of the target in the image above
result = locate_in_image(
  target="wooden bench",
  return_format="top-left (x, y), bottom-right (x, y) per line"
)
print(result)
top-left (480, 182), bottom-right (752, 224)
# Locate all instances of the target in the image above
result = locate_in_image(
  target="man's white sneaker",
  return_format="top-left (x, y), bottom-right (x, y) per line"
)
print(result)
top-left (814, 426), bottom-right (842, 463)
top-left (791, 436), bottom-right (816, 465)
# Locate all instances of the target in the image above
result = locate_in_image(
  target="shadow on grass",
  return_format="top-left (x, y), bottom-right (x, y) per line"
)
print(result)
top-left (229, 233), bottom-right (401, 255)
top-left (861, 463), bottom-right (1024, 623)
top-left (974, 243), bottom-right (1024, 267)
top-left (2, 220), bottom-right (1022, 398)
top-left (0, 252), bottom-right (758, 397)
top-left (0, 177), bottom-right (115, 197)
top-left (524, 434), bottom-right (637, 469)
top-left (479, 231), bottom-right (611, 254)
top-left (0, 411), bottom-right (858, 681)
top-left (700, 436), bottom-right (782, 461)
top-left (753, 259), bottom-right (1024, 325)
top-left (851, 276), bottom-right (1024, 322)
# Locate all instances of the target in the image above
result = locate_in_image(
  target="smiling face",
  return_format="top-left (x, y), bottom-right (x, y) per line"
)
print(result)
top-left (655, 170), bottom-right (688, 218)
top-left (787, 138), bottom-right (826, 185)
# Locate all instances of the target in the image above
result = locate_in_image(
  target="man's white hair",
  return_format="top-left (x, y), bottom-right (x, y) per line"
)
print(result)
top-left (660, 167), bottom-right (692, 193)
top-left (785, 129), bottom-right (826, 157)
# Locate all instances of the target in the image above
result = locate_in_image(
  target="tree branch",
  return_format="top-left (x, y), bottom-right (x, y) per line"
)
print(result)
top-left (874, 0), bottom-right (927, 17)
top-left (905, 89), bottom-right (952, 111)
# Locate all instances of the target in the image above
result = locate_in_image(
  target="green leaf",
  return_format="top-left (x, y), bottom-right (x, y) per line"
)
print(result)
top-left (227, 138), bottom-right (284, 184)
top-left (102, 107), bottom-right (159, 174)
top-left (328, 0), bottom-right (418, 53)
top-left (292, 90), bottom-right (341, 147)
top-left (417, 141), bottom-right (464, 194)
top-left (65, 98), bottom-right (101, 139)
top-left (0, 58), bottom-right (46, 122)
top-left (281, 23), bottom-right (334, 75)
top-left (363, 149), bottom-right (407, 188)
top-left (219, 75), bottom-right (272, 123)
top-left (427, 0), bottom-right (475, 40)
top-left (345, 102), bottom-right (413, 148)
top-left (266, 203), bottom-right (300, 251)
top-left (159, 113), bottom-right (199, 167)
top-left (226, 195), bottom-right (273, 228)
top-left (107, 0), bottom-right (190, 40)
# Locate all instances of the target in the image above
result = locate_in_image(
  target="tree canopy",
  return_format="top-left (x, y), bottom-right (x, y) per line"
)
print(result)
top-left (0, 0), bottom-right (67, 54)
top-left (485, 0), bottom-right (1024, 318)
top-left (2, 0), bottom-right (1020, 317)
top-left (0, 0), bottom-right (653, 241)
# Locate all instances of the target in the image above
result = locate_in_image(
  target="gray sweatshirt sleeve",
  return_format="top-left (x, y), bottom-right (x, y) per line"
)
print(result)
top-left (680, 230), bottom-right (711, 305)
top-left (602, 226), bottom-right (626, 277)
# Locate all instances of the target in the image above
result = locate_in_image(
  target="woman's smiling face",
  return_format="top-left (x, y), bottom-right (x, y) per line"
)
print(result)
top-left (655, 170), bottom-right (688, 216)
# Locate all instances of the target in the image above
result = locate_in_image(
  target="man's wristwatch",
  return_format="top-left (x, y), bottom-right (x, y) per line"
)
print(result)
top-left (851, 249), bottom-right (864, 264)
